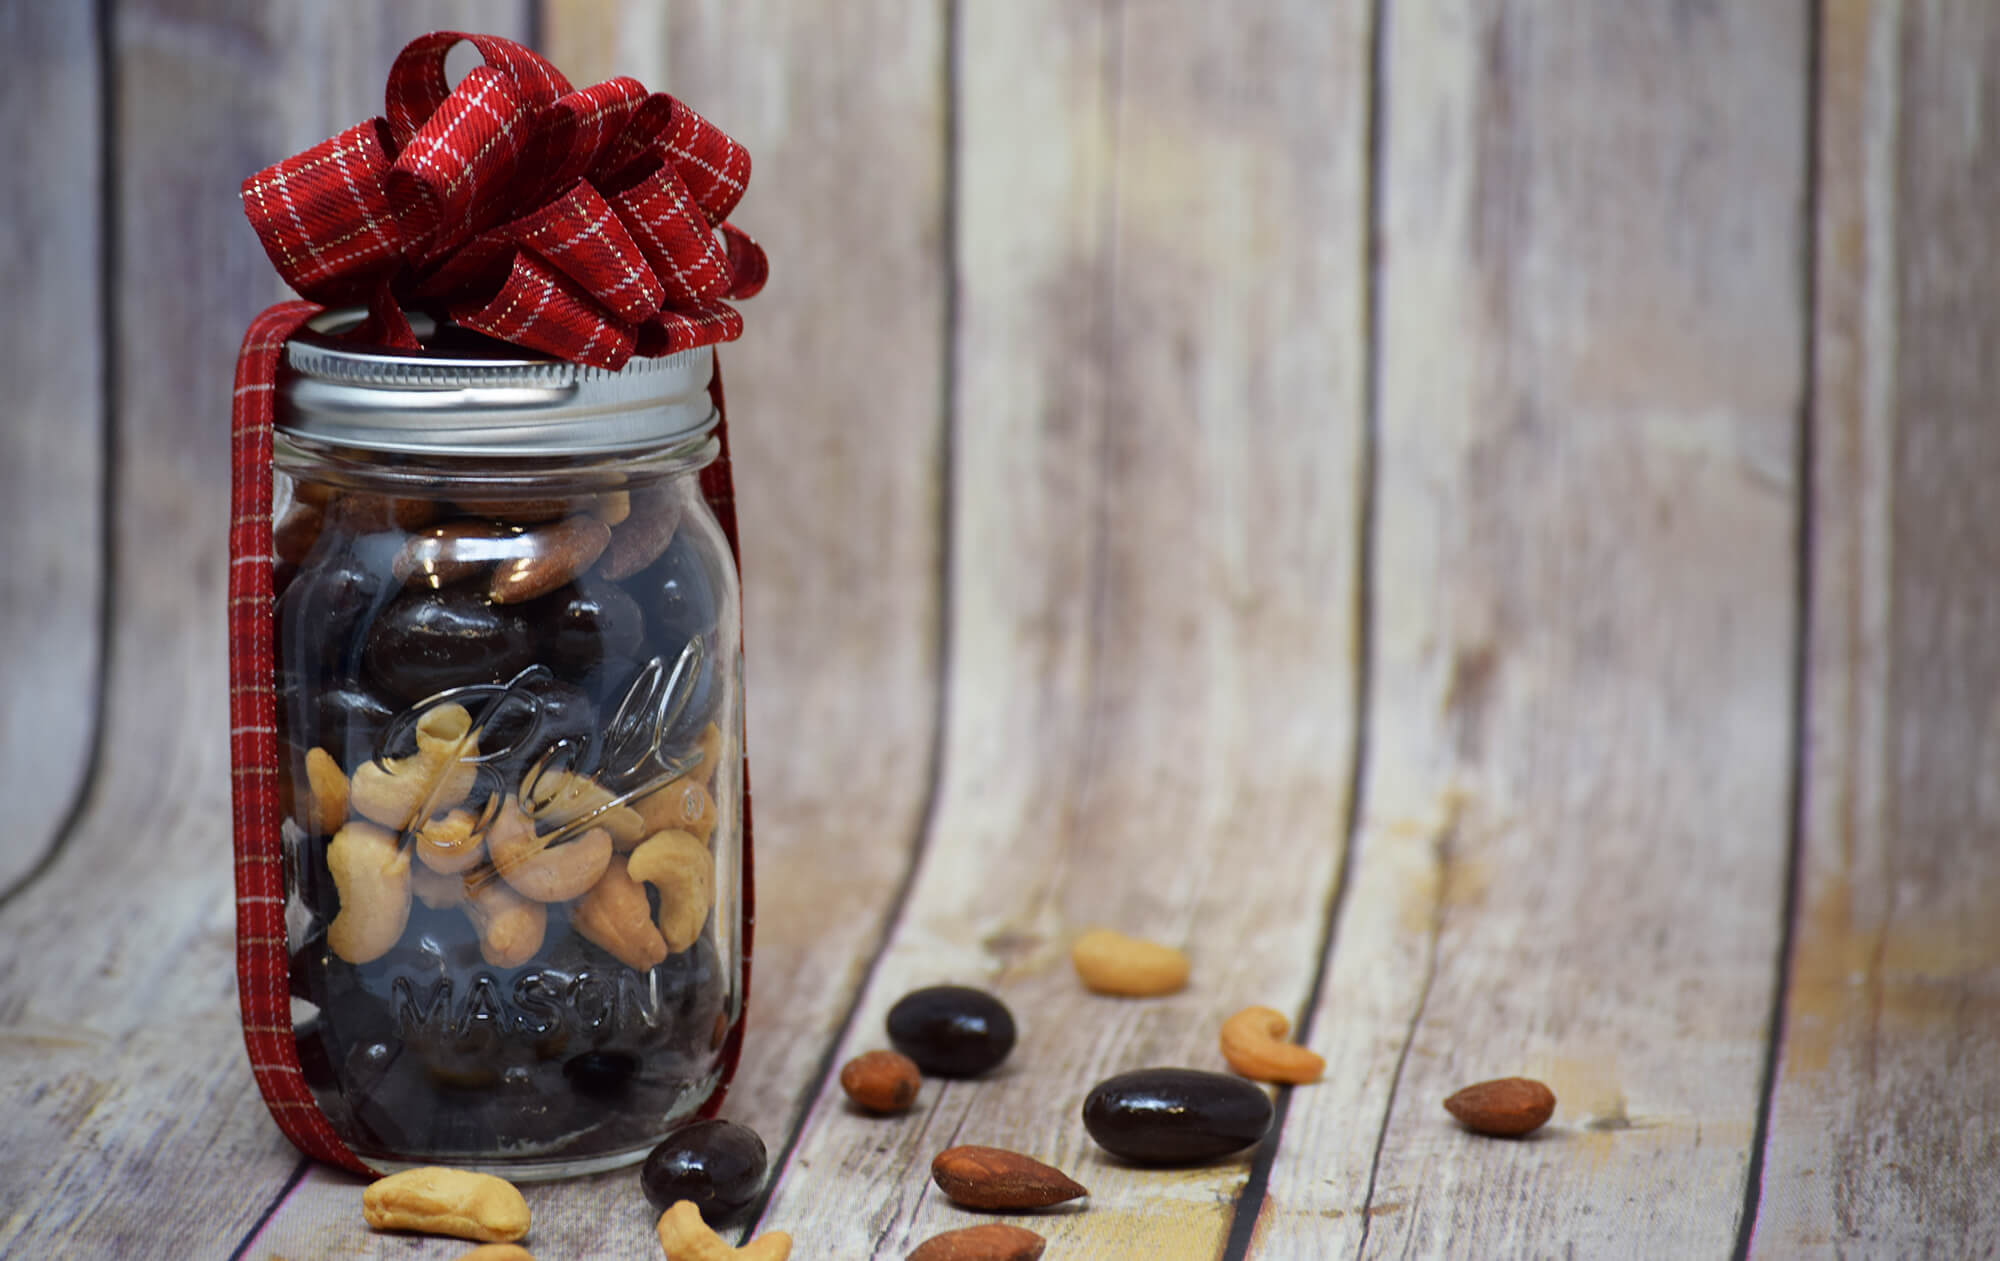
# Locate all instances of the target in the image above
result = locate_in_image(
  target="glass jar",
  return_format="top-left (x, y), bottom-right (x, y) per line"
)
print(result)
top-left (270, 313), bottom-right (744, 1178)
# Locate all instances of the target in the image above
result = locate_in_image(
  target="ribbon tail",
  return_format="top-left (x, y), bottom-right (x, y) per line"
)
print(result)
top-left (230, 301), bottom-right (379, 1179)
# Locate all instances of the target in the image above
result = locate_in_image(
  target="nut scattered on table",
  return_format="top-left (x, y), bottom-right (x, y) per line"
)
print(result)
top-left (455, 1246), bottom-right (536, 1261)
top-left (1070, 928), bottom-right (1190, 997)
top-left (656, 1199), bottom-right (791, 1259)
top-left (839, 1049), bottom-right (921, 1113)
top-left (929, 1145), bottom-right (1087, 1211)
top-left (907, 1223), bottom-right (1047, 1261)
top-left (1443, 1076), bottom-right (1557, 1137)
top-left (1219, 1005), bottom-right (1324, 1084)
top-left (361, 1166), bottom-right (529, 1243)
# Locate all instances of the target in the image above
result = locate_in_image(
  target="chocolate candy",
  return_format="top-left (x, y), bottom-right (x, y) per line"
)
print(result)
top-left (363, 587), bottom-right (536, 705)
top-left (562, 1050), bottom-right (640, 1099)
top-left (277, 537), bottom-right (396, 682)
top-left (628, 531), bottom-right (723, 740)
top-left (537, 579), bottom-right (647, 689)
top-left (886, 986), bottom-right (1017, 1078)
top-left (300, 684), bottom-right (399, 764)
top-left (478, 673), bottom-right (600, 787)
top-left (1081, 1068), bottom-right (1273, 1165)
top-left (640, 1119), bottom-right (768, 1225)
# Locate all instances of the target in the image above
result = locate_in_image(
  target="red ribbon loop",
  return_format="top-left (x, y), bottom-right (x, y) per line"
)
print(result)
top-left (242, 31), bottom-right (766, 368)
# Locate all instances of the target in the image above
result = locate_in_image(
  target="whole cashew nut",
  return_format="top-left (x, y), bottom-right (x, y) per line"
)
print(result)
top-left (634, 776), bottom-right (716, 845)
top-left (414, 805), bottom-right (487, 874)
top-left (571, 853), bottom-right (669, 972)
top-left (461, 872), bottom-right (547, 968)
top-left (487, 796), bottom-right (613, 902)
top-left (626, 829), bottom-right (715, 953)
top-left (656, 1200), bottom-right (791, 1260)
top-left (696, 722), bottom-right (725, 787)
top-left (1070, 928), bottom-right (1190, 997)
top-left (327, 821), bottom-right (412, 964)
top-left (1219, 1005), bottom-right (1324, 1084)
top-left (351, 703), bottom-right (480, 830)
top-left (303, 746), bottom-right (349, 835)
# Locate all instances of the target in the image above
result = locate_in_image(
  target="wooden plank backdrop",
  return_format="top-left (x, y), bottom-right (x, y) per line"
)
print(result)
top-left (0, 1), bottom-right (1995, 1258)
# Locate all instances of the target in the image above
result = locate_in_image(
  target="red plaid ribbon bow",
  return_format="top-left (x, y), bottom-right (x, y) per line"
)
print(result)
top-left (242, 30), bottom-right (766, 369)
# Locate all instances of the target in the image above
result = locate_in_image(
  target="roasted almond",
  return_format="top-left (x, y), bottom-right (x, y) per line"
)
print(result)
top-left (907, 1222), bottom-right (1046, 1261)
top-left (1443, 1076), bottom-right (1557, 1137)
top-left (929, 1145), bottom-right (1086, 1210)
top-left (840, 1049), bottom-right (921, 1113)
top-left (489, 514), bottom-right (612, 604)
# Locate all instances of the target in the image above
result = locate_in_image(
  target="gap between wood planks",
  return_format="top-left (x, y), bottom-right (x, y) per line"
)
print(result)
top-left (1219, 0), bottom-right (1387, 1256)
top-left (732, 0), bottom-right (967, 1240)
top-left (0, 0), bottom-right (119, 915)
top-left (1732, 2), bottom-right (1824, 1256)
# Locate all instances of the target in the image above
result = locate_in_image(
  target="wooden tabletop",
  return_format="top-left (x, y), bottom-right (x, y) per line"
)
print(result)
top-left (2, 2), bottom-right (1994, 1257)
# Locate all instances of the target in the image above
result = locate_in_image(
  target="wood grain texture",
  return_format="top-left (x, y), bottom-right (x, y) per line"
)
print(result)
top-left (655, 0), bottom-right (950, 1151)
top-left (1256, 3), bottom-right (1809, 1254)
top-left (248, 4), bottom-right (953, 1254)
top-left (752, 1), bottom-right (1370, 1254)
top-left (0, 5), bottom-right (530, 1256)
top-left (0, 2), bottom-right (105, 899)
top-left (1753, 3), bottom-right (2000, 1254)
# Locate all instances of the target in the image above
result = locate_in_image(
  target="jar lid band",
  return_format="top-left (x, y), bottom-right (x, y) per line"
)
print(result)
top-left (279, 309), bottom-right (716, 457)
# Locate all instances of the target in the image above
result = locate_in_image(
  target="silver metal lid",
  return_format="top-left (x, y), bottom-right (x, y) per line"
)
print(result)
top-left (279, 310), bottom-right (716, 457)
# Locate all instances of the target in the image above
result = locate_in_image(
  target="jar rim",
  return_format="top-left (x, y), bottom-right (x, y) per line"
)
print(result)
top-left (278, 309), bottom-right (718, 458)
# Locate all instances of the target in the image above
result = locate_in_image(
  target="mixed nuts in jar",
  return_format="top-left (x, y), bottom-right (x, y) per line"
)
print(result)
top-left (271, 314), bottom-right (746, 1177)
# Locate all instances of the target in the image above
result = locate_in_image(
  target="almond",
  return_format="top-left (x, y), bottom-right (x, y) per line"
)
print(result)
top-left (840, 1049), bottom-right (921, 1113)
top-left (929, 1145), bottom-right (1086, 1210)
top-left (1443, 1076), bottom-right (1556, 1137)
top-left (907, 1223), bottom-right (1046, 1261)
top-left (489, 514), bottom-right (612, 604)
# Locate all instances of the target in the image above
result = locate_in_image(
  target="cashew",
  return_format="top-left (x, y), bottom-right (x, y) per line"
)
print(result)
top-left (591, 489), bottom-right (631, 525)
top-left (412, 861), bottom-right (467, 909)
top-left (414, 805), bottom-right (487, 873)
top-left (522, 769), bottom-right (646, 848)
top-left (361, 1166), bottom-right (529, 1243)
top-left (627, 830), bottom-right (715, 953)
top-left (634, 776), bottom-right (716, 845)
top-left (1219, 1005), bottom-right (1324, 1084)
top-left (487, 795), bottom-right (612, 902)
top-left (1070, 928), bottom-right (1190, 997)
top-left (455, 1247), bottom-right (536, 1261)
top-left (413, 702), bottom-right (478, 758)
top-left (462, 873), bottom-right (547, 968)
top-left (352, 704), bottom-right (481, 832)
top-left (326, 822), bottom-right (412, 964)
top-left (303, 746), bottom-right (349, 835)
top-left (696, 722), bottom-right (725, 787)
top-left (571, 854), bottom-right (669, 971)
top-left (656, 1200), bottom-right (790, 1261)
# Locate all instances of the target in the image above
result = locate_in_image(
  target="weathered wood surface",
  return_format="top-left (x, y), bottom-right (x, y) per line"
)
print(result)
top-left (1754, 3), bottom-right (2000, 1255)
top-left (752, 0), bottom-right (1370, 1253)
top-left (1257, 3), bottom-right (1811, 1256)
top-left (0, 2), bottom-right (105, 900)
top-left (0, 4), bottom-right (532, 1256)
top-left (3, 2), bottom-right (2000, 1258)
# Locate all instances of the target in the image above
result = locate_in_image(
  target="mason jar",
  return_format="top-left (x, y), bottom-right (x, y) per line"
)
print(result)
top-left (270, 312), bottom-right (745, 1177)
